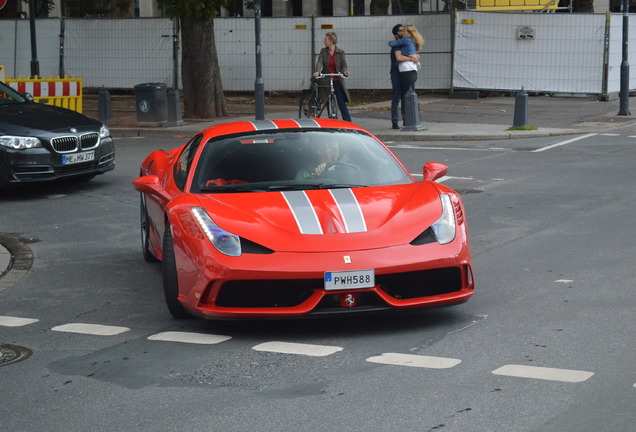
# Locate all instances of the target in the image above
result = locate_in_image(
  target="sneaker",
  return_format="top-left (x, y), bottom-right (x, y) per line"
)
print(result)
top-left (392, 123), bottom-right (399, 129)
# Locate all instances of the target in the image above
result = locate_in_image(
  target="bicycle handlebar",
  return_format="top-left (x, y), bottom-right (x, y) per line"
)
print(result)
top-left (316, 73), bottom-right (348, 79)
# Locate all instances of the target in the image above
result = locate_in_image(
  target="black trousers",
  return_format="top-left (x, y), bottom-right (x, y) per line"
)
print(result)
top-left (400, 70), bottom-right (418, 97)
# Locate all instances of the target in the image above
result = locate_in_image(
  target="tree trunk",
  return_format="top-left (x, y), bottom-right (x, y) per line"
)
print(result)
top-left (180, 16), bottom-right (228, 119)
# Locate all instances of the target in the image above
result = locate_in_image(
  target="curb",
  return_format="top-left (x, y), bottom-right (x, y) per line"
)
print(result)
top-left (0, 234), bottom-right (34, 294)
top-left (110, 126), bottom-right (592, 142)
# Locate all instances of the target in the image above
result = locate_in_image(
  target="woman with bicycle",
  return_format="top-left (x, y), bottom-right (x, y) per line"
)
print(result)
top-left (314, 32), bottom-right (352, 122)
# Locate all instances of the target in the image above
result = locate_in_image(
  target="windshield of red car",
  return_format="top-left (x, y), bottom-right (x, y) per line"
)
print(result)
top-left (190, 129), bottom-right (413, 193)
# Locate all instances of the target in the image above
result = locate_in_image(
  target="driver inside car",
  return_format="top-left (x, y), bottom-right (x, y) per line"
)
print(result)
top-left (296, 135), bottom-right (343, 180)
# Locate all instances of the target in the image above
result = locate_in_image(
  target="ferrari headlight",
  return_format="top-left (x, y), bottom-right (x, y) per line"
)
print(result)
top-left (0, 135), bottom-right (42, 150)
top-left (191, 207), bottom-right (242, 256)
top-left (99, 125), bottom-right (110, 139)
top-left (431, 194), bottom-right (456, 245)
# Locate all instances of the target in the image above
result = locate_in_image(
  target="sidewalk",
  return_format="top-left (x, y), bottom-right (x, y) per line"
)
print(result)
top-left (85, 92), bottom-right (636, 141)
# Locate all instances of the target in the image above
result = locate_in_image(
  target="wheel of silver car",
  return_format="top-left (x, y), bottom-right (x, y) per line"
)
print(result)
top-left (140, 193), bottom-right (159, 263)
top-left (161, 225), bottom-right (188, 319)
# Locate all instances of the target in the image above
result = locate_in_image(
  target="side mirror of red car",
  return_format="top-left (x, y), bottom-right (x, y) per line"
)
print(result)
top-left (133, 175), bottom-right (171, 201)
top-left (422, 162), bottom-right (448, 182)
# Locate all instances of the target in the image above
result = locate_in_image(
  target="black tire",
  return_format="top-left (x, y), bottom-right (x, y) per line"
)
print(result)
top-left (161, 225), bottom-right (188, 319)
top-left (299, 90), bottom-right (310, 118)
top-left (140, 194), bottom-right (159, 263)
top-left (327, 93), bottom-right (338, 119)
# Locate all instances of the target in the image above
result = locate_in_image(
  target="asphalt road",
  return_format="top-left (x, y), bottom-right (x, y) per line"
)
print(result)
top-left (0, 130), bottom-right (634, 432)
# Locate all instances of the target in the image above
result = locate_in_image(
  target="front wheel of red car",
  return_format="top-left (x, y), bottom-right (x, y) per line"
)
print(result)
top-left (140, 194), bottom-right (159, 263)
top-left (162, 225), bottom-right (188, 319)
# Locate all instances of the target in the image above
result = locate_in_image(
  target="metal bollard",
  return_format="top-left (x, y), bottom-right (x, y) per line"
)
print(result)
top-left (402, 88), bottom-right (425, 131)
top-left (97, 87), bottom-right (114, 125)
top-left (166, 88), bottom-right (186, 126)
top-left (513, 87), bottom-right (528, 128)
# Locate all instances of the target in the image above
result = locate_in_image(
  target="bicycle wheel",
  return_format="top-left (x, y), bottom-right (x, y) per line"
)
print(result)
top-left (299, 90), bottom-right (310, 118)
top-left (327, 93), bottom-right (338, 119)
top-left (299, 88), bottom-right (321, 118)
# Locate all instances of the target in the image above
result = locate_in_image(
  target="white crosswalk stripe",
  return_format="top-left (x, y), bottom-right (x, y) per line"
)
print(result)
top-left (147, 331), bottom-right (231, 344)
top-left (51, 323), bottom-right (130, 336)
top-left (0, 315), bottom-right (39, 327)
top-left (367, 352), bottom-right (461, 369)
top-left (492, 364), bottom-right (594, 383)
top-left (252, 341), bottom-right (342, 357)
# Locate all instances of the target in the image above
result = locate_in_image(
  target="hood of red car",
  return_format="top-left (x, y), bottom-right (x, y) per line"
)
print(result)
top-left (194, 182), bottom-right (443, 252)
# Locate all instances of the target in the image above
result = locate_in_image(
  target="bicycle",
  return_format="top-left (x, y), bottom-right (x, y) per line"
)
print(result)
top-left (298, 73), bottom-right (347, 120)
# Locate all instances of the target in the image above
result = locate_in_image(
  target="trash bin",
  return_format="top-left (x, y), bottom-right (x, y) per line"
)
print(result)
top-left (134, 83), bottom-right (168, 126)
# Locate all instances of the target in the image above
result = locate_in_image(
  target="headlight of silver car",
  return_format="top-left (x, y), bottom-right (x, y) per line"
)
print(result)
top-left (431, 194), bottom-right (456, 245)
top-left (191, 207), bottom-right (242, 256)
top-left (99, 125), bottom-right (110, 139)
top-left (0, 136), bottom-right (42, 150)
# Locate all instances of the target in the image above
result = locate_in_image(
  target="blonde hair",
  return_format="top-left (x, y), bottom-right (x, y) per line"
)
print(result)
top-left (405, 25), bottom-right (424, 51)
top-left (325, 32), bottom-right (337, 45)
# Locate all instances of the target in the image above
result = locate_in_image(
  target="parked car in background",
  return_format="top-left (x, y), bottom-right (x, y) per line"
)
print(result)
top-left (133, 118), bottom-right (474, 320)
top-left (0, 80), bottom-right (115, 188)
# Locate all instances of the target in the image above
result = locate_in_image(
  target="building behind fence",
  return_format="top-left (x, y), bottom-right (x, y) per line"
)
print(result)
top-left (0, 12), bottom-right (635, 97)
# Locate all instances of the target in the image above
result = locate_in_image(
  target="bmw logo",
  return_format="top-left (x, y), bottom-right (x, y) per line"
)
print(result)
top-left (70, 128), bottom-right (78, 133)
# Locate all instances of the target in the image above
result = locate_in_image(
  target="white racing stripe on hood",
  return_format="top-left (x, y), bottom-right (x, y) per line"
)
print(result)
top-left (329, 188), bottom-right (367, 233)
top-left (281, 189), bottom-right (367, 234)
top-left (295, 119), bottom-right (321, 128)
top-left (248, 120), bottom-right (278, 130)
top-left (281, 191), bottom-right (323, 234)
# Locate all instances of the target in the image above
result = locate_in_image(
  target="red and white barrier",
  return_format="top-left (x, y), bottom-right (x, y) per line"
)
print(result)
top-left (5, 75), bottom-right (83, 113)
top-left (9, 80), bottom-right (81, 99)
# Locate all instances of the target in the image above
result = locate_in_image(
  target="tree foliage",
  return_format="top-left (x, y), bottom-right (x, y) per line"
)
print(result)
top-left (574, 0), bottom-right (594, 12)
top-left (158, 0), bottom-right (224, 20)
top-left (158, 0), bottom-right (229, 118)
top-left (370, 0), bottom-right (390, 15)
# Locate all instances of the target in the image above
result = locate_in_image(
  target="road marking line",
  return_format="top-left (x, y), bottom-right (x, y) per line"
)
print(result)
top-left (367, 353), bottom-right (461, 369)
top-left (439, 175), bottom-right (475, 182)
top-left (0, 316), bottom-right (39, 327)
top-left (51, 323), bottom-right (130, 336)
top-left (252, 341), bottom-right (342, 357)
top-left (366, 352), bottom-right (461, 369)
top-left (531, 133), bottom-right (597, 153)
top-left (492, 364), bottom-right (594, 382)
top-left (147, 331), bottom-right (231, 345)
top-left (411, 174), bottom-right (476, 182)
top-left (600, 133), bottom-right (620, 136)
top-left (555, 279), bottom-right (573, 283)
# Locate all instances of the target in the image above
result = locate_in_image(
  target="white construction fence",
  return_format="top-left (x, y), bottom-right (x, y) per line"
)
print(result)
top-left (0, 12), bottom-right (635, 96)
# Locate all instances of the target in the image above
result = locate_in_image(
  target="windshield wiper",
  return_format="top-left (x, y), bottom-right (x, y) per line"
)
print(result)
top-left (200, 185), bottom-right (267, 193)
top-left (266, 183), bottom-right (366, 191)
top-left (201, 183), bottom-right (367, 193)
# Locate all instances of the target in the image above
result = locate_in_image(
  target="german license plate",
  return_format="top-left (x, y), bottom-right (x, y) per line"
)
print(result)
top-left (324, 269), bottom-right (375, 291)
top-left (63, 151), bottom-right (95, 165)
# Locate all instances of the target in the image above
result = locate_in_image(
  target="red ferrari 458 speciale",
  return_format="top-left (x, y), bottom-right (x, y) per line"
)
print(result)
top-left (133, 118), bottom-right (474, 319)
